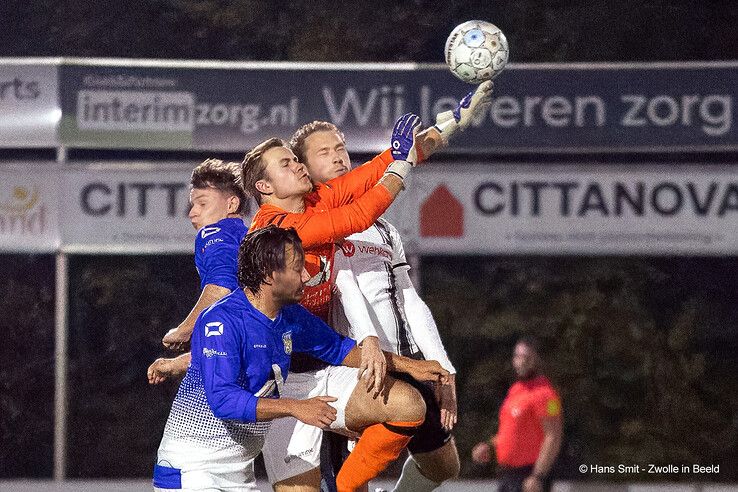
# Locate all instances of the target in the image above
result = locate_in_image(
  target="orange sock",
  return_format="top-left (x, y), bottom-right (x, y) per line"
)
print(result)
top-left (335, 420), bottom-right (423, 492)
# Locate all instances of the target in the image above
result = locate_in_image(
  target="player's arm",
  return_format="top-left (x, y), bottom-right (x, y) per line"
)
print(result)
top-left (255, 396), bottom-right (338, 429)
top-left (198, 309), bottom-right (339, 427)
top-left (394, 270), bottom-right (455, 374)
top-left (471, 435), bottom-right (498, 464)
top-left (321, 149), bottom-right (394, 207)
top-left (293, 304), bottom-right (449, 386)
top-left (388, 221), bottom-right (458, 428)
top-left (163, 231), bottom-right (240, 350)
top-left (340, 347), bottom-right (449, 388)
top-left (526, 404), bottom-right (563, 488)
top-left (418, 80), bottom-right (495, 154)
top-left (162, 284), bottom-right (231, 350)
top-left (147, 352), bottom-right (192, 385)
top-left (200, 329), bottom-right (334, 428)
top-left (388, 221), bottom-right (455, 373)
top-left (317, 113), bottom-right (421, 208)
top-left (198, 313), bottom-right (260, 421)
top-left (333, 251), bottom-right (387, 392)
top-left (396, 270), bottom-right (459, 430)
top-left (269, 181), bottom-right (399, 248)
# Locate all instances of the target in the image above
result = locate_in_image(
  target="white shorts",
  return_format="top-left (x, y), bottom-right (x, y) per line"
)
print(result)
top-left (262, 365), bottom-right (360, 484)
top-left (153, 439), bottom-right (260, 491)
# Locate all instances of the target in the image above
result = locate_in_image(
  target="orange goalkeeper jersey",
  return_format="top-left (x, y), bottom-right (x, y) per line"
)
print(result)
top-left (250, 149), bottom-right (394, 321)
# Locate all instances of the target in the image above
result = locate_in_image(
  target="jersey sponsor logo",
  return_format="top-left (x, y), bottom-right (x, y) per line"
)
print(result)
top-left (546, 399), bottom-right (562, 416)
top-left (200, 226), bottom-right (221, 238)
top-left (253, 344), bottom-right (267, 349)
top-left (282, 331), bottom-right (293, 355)
top-left (285, 446), bottom-right (315, 463)
top-left (357, 244), bottom-right (392, 260)
top-left (204, 238), bottom-right (224, 249)
top-left (202, 347), bottom-right (228, 358)
top-left (340, 240), bottom-right (355, 257)
top-left (204, 321), bottom-right (224, 337)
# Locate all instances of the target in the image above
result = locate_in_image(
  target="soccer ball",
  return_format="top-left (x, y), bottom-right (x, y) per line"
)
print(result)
top-left (445, 20), bottom-right (509, 84)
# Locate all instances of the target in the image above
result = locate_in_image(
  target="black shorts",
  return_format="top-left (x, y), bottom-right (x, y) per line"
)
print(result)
top-left (499, 465), bottom-right (553, 492)
top-left (393, 372), bottom-right (452, 454)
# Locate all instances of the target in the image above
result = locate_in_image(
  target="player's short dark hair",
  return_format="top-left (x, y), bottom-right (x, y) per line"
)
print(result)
top-left (241, 138), bottom-right (287, 204)
top-left (289, 121), bottom-right (346, 164)
top-left (237, 225), bottom-right (304, 293)
top-left (191, 158), bottom-right (249, 215)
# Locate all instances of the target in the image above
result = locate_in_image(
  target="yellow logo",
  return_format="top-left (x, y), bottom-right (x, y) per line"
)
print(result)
top-left (0, 186), bottom-right (39, 213)
top-left (546, 399), bottom-right (561, 416)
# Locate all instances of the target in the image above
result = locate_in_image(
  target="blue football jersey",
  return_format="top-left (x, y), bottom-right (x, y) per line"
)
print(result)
top-left (189, 289), bottom-right (356, 422)
top-left (194, 217), bottom-right (248, 291)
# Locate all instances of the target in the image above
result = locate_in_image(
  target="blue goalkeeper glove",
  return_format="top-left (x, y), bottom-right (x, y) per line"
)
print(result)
top-left (434, 80), bottom-right (494, 144)
top-left (385, 113), bottom-right (423, 182)
top-left (390, 113), bottom-right (422, 165)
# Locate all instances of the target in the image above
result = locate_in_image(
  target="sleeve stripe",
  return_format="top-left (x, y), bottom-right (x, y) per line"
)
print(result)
top-left (392, 262), bottom-right (410, 270)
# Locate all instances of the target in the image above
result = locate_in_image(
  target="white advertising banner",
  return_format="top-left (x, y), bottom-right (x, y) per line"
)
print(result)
top-left (60, 163), bottom-right (256, 253)
top-left (2, 162), bottom-right (737, 256)
top-left (61, 164), bottom-right (200, 253)
top-left (0, 164), bottom-right (60, 252)
top-left (401, 165), bottom-right (738, 255)
top-left (0, 60), bottom-right (60, 147)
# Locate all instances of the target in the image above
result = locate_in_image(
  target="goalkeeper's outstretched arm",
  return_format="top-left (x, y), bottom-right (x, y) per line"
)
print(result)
top-left (415, 80), bottom-right (495, 158)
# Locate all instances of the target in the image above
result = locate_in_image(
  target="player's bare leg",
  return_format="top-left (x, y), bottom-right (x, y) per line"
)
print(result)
top-left (345, 375), bottom-right (425, 429)
top-left (272, 379), bottom-right (424, 492)
top-left (273, 466), bottom-right (321, 492)
top-left (392, 438), bottom-right (460, 491)
top-left (331, 377), bottom-right (425, 491)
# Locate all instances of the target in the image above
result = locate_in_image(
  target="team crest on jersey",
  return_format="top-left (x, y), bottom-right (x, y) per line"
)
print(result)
top-left (205, 321), bottom-right (224, 337)
top-left (282, 332), bottom-right (293, 355)
top-left (340, 240), bottom-right (355, 257)
top-left (201, 226), bottom-right (221, 238)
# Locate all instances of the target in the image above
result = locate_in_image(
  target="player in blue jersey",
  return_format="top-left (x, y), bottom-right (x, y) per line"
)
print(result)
top-left (153, 225), bottom-right (449, 491)
top-left (148, 158), bottom-right (249, 383)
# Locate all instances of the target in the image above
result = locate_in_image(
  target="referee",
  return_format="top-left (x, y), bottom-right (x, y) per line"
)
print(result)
top-left (472, 336), bottom-right (563, 492)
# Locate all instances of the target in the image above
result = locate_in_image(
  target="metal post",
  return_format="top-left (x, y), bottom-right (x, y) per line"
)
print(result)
top-left (53, 251), bottom-right (68, 481)
top-left (55, 145), bottom-right (67, 164)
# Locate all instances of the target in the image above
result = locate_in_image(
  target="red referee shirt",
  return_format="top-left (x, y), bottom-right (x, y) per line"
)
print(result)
top-left (495, 375), bottom-right (562, 468)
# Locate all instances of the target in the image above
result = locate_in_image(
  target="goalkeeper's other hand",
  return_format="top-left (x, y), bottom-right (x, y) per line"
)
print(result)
top-left (434, 80), bottom-right (494, 144)
top-left (390, 113), bottom-right (423, 166)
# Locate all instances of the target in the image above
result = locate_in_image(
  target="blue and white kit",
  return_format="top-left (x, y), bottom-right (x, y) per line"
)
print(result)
top-left (153, 290), bottom-right (355, 491)
top-left (194, 217), bottom-right (248, 291)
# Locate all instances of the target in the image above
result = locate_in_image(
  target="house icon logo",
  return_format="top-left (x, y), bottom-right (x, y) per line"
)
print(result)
top-left (420, 185), bottom-right (463, 237)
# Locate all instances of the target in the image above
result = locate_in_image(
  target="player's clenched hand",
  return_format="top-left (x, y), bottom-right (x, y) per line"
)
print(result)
top-left (523, 476), bottom-right (544, 492)
top-left (162, 326), bottom-right (191, 352)
top-left (292, 396), bottom-right (338, 429)
top-left (358, 336), bottom-right (387, 397)
top-left (147, 357), bottom-right (177, 385)
top-left (405, 359), bottom-right (450, 384)
top-left (434, 373), bottom-right (458, 431)
top-left (471, 441), bottom-right (492, 464)
top-left (434, 80), bottom-right (494, 143)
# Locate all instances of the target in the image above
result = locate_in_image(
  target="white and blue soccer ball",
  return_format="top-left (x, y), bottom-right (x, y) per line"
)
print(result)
top-left (445, 20), bottom-right (509, 84)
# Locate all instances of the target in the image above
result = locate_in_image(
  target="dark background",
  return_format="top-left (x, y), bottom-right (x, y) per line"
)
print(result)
top-left (1, 1), bottom-right (737, 62)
